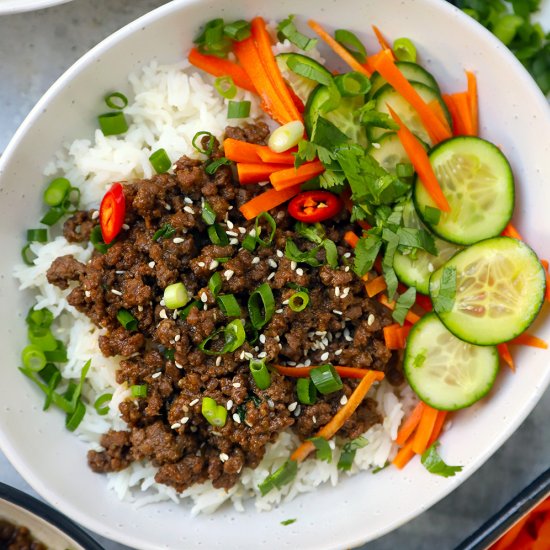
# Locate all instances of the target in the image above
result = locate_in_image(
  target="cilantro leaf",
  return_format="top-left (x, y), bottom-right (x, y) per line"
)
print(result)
top-left (353, 235), bottom-right (382, 276)
top-left (421, 442), bottom-right (463, 478)
top-left (323, 239), bottom-right (339, 268)
top-left (312, 116), bottom-right (350, 149)
top-left (295, 222), bottom-right (325, 244)
top-left (392, 287), bottom-right (417, 325)
top-left (337, 436), bottom-right (368, 471)
top-left (432, 266), bottom-right (457, 314)
top-left (382, 229), bottom-right (400, 298)
top-left (294, 139), bottom-right (335, 169)
top-left (308, 436), bottom-right (332, 462)
top-left (285, 239), bottom-right (322, 267)
top-left (397, 227), bottom-right (438, 255)
top-left (319, 168), bottom-right (346, 190)
top-left (358, 100), bottom-right (400, 130)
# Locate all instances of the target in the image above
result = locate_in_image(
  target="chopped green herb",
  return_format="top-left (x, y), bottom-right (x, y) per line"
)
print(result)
top-left (353, 235), bottom-right (382, 277)
top-left (285, 239), bottom-right (322, 267)
top-left (432, 266), bottom-right (457, 314)
top-left (152, 223), bottom-right (176, 242)
top-left (421, 441), bottom-right (463, 478)
top-left (424, 205), bottom-right (442, 225)
top-left (205, 157), bottom-right (232, 175)
top-left (308, 436), bottom-right (332, 462)
top-left (371, 462), bottom-right (389, 474)
top-left (258, 459), bottom-right (298, 496)
top-left (281, 518), bottom-right (297, 526)
top-left (337, 436), bottom-right (368, 471)
top-left (392, 287), bottom-right (417, 325)
top-left (223, 20), bottom-right (251, 41)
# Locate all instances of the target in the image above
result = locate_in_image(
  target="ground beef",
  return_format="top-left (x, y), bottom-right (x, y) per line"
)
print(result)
top-left (48, 125), bottom-right (400, 494)
top-left (0, 519), bottom-right (47, 550)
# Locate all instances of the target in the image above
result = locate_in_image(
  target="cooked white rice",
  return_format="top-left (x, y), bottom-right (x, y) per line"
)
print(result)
top-left (14, 54), bottom-right (414, 515)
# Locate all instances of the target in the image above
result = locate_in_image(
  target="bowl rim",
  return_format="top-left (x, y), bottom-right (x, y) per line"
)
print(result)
top-left (0, 0), bottom-right (73, 16)
top-left (0, 0), bottom-right (549, 549)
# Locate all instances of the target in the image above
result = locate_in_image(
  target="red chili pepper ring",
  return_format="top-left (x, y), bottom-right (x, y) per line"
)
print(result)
top-left (100, 182), bottom-right (126, 244)
top-left (287, 190), bottom-right (343, 223)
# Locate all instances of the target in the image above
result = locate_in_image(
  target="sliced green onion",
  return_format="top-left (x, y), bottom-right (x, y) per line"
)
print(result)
top-left (44, 340), bottom-right (68, 363)
top-left (242, 233), bottom-right (257, 252)
top-left (308, 436), bottom-right (332, 462)
top-left (94, 393), bottom-right (113, 415)
top-left (393, 37), bottom-right (417, 62)
top-left (104, 92), bottom-right (128, 110)
top-left (38, 363), bottom-right (61, 411)
top-left (255, 212), bottom-right (276, 247)
top-left (21, 345), bottom-right (47, 372)
top-left (337, 436), bottom-right (368, 471)
top-left (98, 112), bottom-right (128, 136)
top-left (199, 319), bottom-right (246, 355)
top-left (61, 187), bottom-right (80, 214)
top-left (195, 18), bottom-right (232, 58)
top-left (286, 57), bottom-right (333, 85)
top-left (215, 256), bottom-right (231, 263)
top-left (90, 225), bottom-right (111, 254)
top-left (288, 291), bottom-right (309, 312)
top-left (319, 81), bottom-right (342, 114)
top-left (27, 229), bottom-right (48, 243)
top-left (214, 76), bottom-right (237, 99)
top-left (227, 100), bottom-right (251, 119)
top-left (223, 20), bottom-right (251, 41)
top-left (248, 283), bottom-right (275, 329)
top-left (217, 294), bottom-right (241, 317)
top-left (149, 148), bottom-right (172, 174)
top-left (249, 358), bottom-right (271, 390)
top-left (192, 131), bottom-right (215, 156)
top-left (277, 15), bottom-right (317, 51)
top-left (26, 307), bottom-right (53, 329)
top-left (310, 364), bottom-right (343, 395)
top-left (117, 309), bottom-right (138, 331)
top-left (201, 201), bottom-right (217, 225)
top-left (164, 282), bottom-right (189, 310)
top-left (28, 327), bottom-right (57, 352)
top-left (208, 224), bottom-right (229, 246)
top-left (268, 121), bottom-right (305, 154)
top-left (396, 162), bottom-right (414, 179)
top-left (334, 29), bottom-right (367, 63)
top-left (43, 177), bottom-right (70, 206)
top-left (258, 459), bottom-right (298, 496)
top-left (21, 244), bottom-right (35, 266)
top-left (152, 223), bottom-right (176, 242)
top-left (334, 72), bottom-right (371, 97)
top-left (208, 272), bottom-right (222, 297)
top-left (205, 157), bottom-right (231, 175)
top-left (40, 207), bottom-right (64, 226)
top-left (65, 400), bottom-right (86, 432)
top-left (131, 384), bottom-right (148, 398)
top-left (201, 396), bottom-right (228, 427)
top-left (179, 300), bottom-right (200, 320)
top-left (296, 377), bottom-right (317, 405)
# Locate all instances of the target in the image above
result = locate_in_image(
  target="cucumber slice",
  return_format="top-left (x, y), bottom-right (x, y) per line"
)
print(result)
top-left (367, 133), bottom-right (409, 173)
top-left (305, 84), bottom-right (367, 147)
top-left (413, 136), bottom-right (515, 245)
top-left (369, 61), bottom-right (440, 97)
top-left (276, 53), bottom-right (333, 104)
top-left (430, 237), bottom-right (546, 345)
top-left (393, 200), bottom-right (462, 294)
top-left (371, 82), bottom-right (451, 145)
top-left (404, 313), bottom-right (499, 410)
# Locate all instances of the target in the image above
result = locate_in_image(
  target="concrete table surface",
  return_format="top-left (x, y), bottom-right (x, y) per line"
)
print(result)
top-left (0, 1), bottom-right (548, 549)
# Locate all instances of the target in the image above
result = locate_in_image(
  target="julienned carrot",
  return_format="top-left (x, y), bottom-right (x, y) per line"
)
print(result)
top-left (344, 231), bottom-right (360, 249)
top-left (383, 323), bottom-right (411, 350)
top-left (452, 92), bottom-right (475, 136)
top-left (372, 53), bottom-right (452, 144)
top-left (234, 37), bottom-right (292, 125)
top-left (188, 48), bottom-right (256, 93)
top-left (270, 160), bottom-right (325, 190)
top-left (466, 71), bottom-right (478, 135)
top-left (273, 365), bottom-right (385, 380)
top-left (237, 163), bottom-right (284, 184)
top-left (365, 275), bottom-right (387, 298)
top-left (501, 222), bottom-right (523, 240)
top-left (372, 25), bottom-right (394, 54)
top-left (239, 184), bottom-right (301, 220)
top-left (257, 147), bottom-right (296, 164)
top-left (442, 94), bottom-right (464, 137)
top-left (427, 99), bottom-right (452, 136)
top-left (388, 105), bottom-right (451, 212)
top-left (412, 405), bottom-right (439, 454)
top-left (395, 401), bottom-right (426, 445)
top-left (497, 343), bottom-right (515, 371)
top-left (290, 370), bottom-right (384, 463)
top-left (364, 49), bottom-right (393, 74)
top-left (392, 438), bottom-right (415, 469)
top-left (308, 20), bottom-right (372, 76)
top-left (427, 410), bottom-right (448, 447)
top-left (379, 294), bottom-right (422, 324)
top-left (251, 17), bottom-right (303, 124)
top-left (223, 138), bottom-right (264, 163)
top-left (510, 333), bottom-right (548, 349)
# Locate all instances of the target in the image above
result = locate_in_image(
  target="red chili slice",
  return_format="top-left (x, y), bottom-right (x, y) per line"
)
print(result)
top-left (287, 190), bottom-right (343, 223)
top-left (99, 182), bottom-right (126, 244)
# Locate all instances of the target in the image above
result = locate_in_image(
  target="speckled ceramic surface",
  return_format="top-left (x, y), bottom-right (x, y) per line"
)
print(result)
top-left (0, 1), bottom-right (549, 549)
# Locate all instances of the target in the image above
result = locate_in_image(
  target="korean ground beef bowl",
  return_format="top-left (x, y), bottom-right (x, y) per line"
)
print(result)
top-left (0, 0), bottom-right (549, 549)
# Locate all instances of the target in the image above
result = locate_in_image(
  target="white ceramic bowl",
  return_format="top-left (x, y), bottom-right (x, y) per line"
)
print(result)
top-left (0, 1), bottom-right (549, 549)
top-left (0, 0), bottom-right (72, 15)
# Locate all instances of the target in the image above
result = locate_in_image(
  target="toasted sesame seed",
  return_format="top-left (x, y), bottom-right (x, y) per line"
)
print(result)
top-left (197, 261), bottom-right (206, 267)
top-left (152, 372), bottom-right (162, 379)
top-left (367, 314), bottom-right (375, 326)
top-left (267, 272), bottom-right (275, 280)
top-left (122, 223), bottom-right (130, 230)
top-left (296, 268), bottom-right (304, 276)
top-left (216, 356), bottom-right (222, 366)
top-left (173, 237), bottom-right (184, 244)
top-left (233, 413), bottom-right (241, 423)
top-left (335, 286), bottom-right (341, 297)
top-left (181, 417), bottom-right (189, 424)
top-left (259, 334), bottom-right (266, 344)
top-left (91, 210), bottom-right (99, 220)
top-left (288, 402), bottom-right (298, 412)
top-left (312, 416), bottom-right (317, 424)
top-left (189, 398), bottom-right (199, 406)
top-left (184, 197), bottom-right (193, 204)
top-left (184, 206), bottom-right (194, 214)
top-left (224, 270), bottom-right (234, 280)
top-left (268, 259), bottom-right (277, 269)
top-left (340, 394), bottom-right (348, 405)
top-left (111, 289), bottom-right (122, 296)
top-left (344, 266), bottom-right (350, 272)
top-left (85, 290), bottom-right (91, 298)
top-left (171, 422), bottom-right (181, 429)
top-left (335, 349), bottom-right (343, 356)
top-left (159, 309), bottom-right (168, 319)
top-left (226, 400), bottom-right (234, 410)
top-left (291, 261), bottom-right (297, 270)
top-left (233, 382), bottom-right (241, 388)
top-left (320, 351), bottom-right (329, 361)
top-left (251, 257), bottom-right (260, 264)
top-left (165, 203), bottom-right (172, 210)
top-left (174, 334), bottom-right (181, 342)
top-left (219, 453), bottom-right (229, 462)
top-left (200, 293), bottom-right (208, 303)
top-left (226, 220), bottom-right (234, 229)
top-left (333, 309), bottom-right (343, 315)
top-left (209, 260), bottom-right (219, 270)
top-left (148, 261), bottom-right (155, 268)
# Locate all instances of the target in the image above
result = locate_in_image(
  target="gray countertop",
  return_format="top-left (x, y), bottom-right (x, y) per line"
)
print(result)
top-left (1, 1), bottom-right (549, 549)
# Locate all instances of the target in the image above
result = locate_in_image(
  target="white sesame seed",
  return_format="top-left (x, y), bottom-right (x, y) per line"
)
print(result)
top-left (152, 372), bottom-right (162, 379)
top-left (165, 203), bottom-right (172, 210)
top-left (172, 310), bottom-right (178, 320)
top-left (367, 314), bottom-right (375, 326)
top-left (160, 299), bottom-right (166, 306)
top-left (122, 224), bottom-right (130, 230)
top-left (341, 287), bottom-right (350, 298)
top-left (340, 394), bottom-right (348, 405)
top-left (296, 268), bottom-right (304, 276)
top-left (226, 220), bottom-right (234, 229)
top-left (237, 226), bottom-right (246, 234)
top-left (333, 310), bottom-right (343, 315)
top-left (243, 352), bottom-right (253, 360)
top-left (267, 272), bottom-right (275, 281)
top-left (268, 259), bottom-right (278, 269)
top-left (258, 351), bottom-right (267, 358)
top-left (148, 261), bottom-right (155, 268)
top-left (85, 290), bottom-right (91, 298)
top-left (200, 293), bottom-right (208, 303)
top-left (203, 304), bottom-right (208, 311)
top-left (228, 205), bottom-right (234, 210)
top-left (233, 382), bottom-right (241, 388)
top-left (229, 238), bottom-right (239, 245)
top-left (189, 399), bottom-right (199, 406)
top-left (335, 286), bottom-right (341, 297)
top-left (233, 413), bottom-right (241, 423)
top-left (304, 359), bottom-right (311, 366)
top-left (197, 261), bottom-right (206, 267)
top-left (251, 257), bottom-right (260, 264)
top-left (249, 228), bottom-right (256, 238)
top-left (216, 356), bottom-right (222, 366)
top-left (91, 210), bottom-right (99, 220)
top-left (288, 402), bottom-right (298, 412)
top-left (173, 237), bottom-right (184, 244)
top-left (138, 305), bottom-right (143, 312)
top-left (282, 299), bottom-right (289, 305)
top-left (239, 350), bottom-right (245, 360)
top-left (294, 404), bottom-right (301, 417)
top-left (291, 261), bottom-right (297, 271)
top-left (209, 260), bottom-right (219, 270)
top-left (175, 361), bottom-right (183, 369)
top-left (224, 270), bottom-right (234, 280)
top-left (181, 417), bottom-right (189, 424)
top-left (111, 289), bottom-right (122, 296)
top-left (335, 349), bottom-right (343, 356)
top-left (259, 334), bottom-right (266, 344)
top-left (226, 400), bottom-right (234, 410)
top-left (219, 453), bottom-right (229, 462)
top-left (344, 266), bottom-right (350, 272)
top-left (184, 206), bottom-right (194, 215)
top-left (174, 334), bottom-right (181, 342)
top-left (171, 422), bottom-right (181, 429)
top-left (267, 399), bottom-right (275, 409)
top-left (275, 308), bottom-right (283, 314)
top-left (312, 416), bottom-right (317, 424)
top-left (372, 142), bottom-right (381, 149)
top-left (344, 328), bottom-right (352, 341)
top-left (320, 351), bottom-right (329, 361)
top-left (159, 309), bottom-right (168, 319)
top-left (115, 270), bottom-right (125, 275)
top-left (226, 231), bottom-right (238, 237)
top-left (184, 197), bottom-right (193, 204)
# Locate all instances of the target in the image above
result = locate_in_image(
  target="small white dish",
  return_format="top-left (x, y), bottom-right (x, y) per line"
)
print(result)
top-left (0, 0), bottom-right (73, 15)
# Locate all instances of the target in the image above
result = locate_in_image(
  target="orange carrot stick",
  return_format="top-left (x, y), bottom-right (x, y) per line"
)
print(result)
top-left (501, 222), bottom-right (524, 240)
top-left (372, 53), bottom-right (452, 144)
top-left (257, 147), bottom-right (297, 164)
top-left (365, 275), bottom-right (387, 298)
top-left (392, 438), bottom-right (416, 469)
top-left (236, 163), bottom-right (284, 184)
top-left (234, 37), bottom-right (292, 125)
top-left (396, 402), bottom-right (426, 446)
top-left (466, 71), bottom-right (478, 135)
top-left (383, 323), bottom-right (411, 350)
top-left (344, 231), bottom-right (360, 249)
top-left (291, 370), bottom-right (384, 462)
top-left (427, 99), bottom-right (452, 136)
top-left (497, 343), bottom-right (515, 371)
top-left (308, 20), bottom-right (372, 76)
top-left (372, 25), bottom-right (394, 53)
top-left (427, 410), bottom-right (448, 447)
top-left (273, 365), bottom-right (385, 380)
top-left (452, 92), bottom-right (475, 136)
top-left (239, 185), bottom-right (301, 220)
top-left (188, 48), bottom-right (257, 93)
top-left (388, 105), bottom-right (451, 212)
top-left (251, 17), bottom-right (303, 123)
top-left (223, 138), bottom-right (264, 163)
top-left (412, 405), bottom-right (439, 454)
top-left (510, 333), bottom-right (548, 350)
top-left (270, 160), bottom-right (325, 190)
